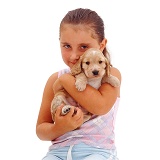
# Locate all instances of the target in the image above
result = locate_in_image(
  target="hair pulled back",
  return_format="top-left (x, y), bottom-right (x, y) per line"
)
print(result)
top-left (60, 8), bottom-right (111, 66)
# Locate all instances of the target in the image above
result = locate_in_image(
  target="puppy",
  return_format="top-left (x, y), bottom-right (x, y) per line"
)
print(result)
top-left (51, 48), bottom-right (120, 123)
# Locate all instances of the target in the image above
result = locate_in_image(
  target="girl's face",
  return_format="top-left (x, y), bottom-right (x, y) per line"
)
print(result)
top-left (60, 24), bottom-right (106, 68)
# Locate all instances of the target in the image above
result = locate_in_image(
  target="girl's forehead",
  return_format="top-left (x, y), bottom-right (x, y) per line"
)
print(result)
top-left (60, 24), bottom-right (97, 41)
top-left (60, 31), bottom-right (98, 46)
top-left (61, 24), bottom-right (93, 34)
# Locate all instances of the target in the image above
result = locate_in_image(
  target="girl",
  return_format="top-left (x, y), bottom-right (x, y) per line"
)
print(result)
top-left (36, 8), bottom-right (121, 160)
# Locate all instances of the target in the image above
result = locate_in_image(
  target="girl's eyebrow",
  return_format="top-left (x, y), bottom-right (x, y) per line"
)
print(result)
top-left (79, 43), bottom-right (90, 46)
top-left (60, 42), bottom-right (69, 44)
top-left (60, 42), bottom-right (71, 46)
top-left (61, 42), bottom-right (91, 46)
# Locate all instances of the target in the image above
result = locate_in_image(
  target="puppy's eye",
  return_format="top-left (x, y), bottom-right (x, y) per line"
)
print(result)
top-left (86, 61), bottom-right (90, 65)
top-left (99, 61), bottom-right (103, 64)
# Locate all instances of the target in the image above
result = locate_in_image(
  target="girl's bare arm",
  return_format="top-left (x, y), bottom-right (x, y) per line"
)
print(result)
top-left (58, 67), bottom-right (121, 115)
top-left (36, 73), bottom-right (84, 141)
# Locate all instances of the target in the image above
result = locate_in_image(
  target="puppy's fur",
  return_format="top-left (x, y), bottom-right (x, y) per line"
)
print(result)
top-left (51, 48), bottom-right (120, 123)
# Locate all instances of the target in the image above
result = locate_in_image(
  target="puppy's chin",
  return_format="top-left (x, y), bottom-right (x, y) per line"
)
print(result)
top-left (85, 73), bottom-right (104, 79)
top-left (85, 71), bottom-right (106, 79)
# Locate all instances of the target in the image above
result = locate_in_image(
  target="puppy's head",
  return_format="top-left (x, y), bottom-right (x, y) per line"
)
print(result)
top-left (71, 48), bottom-right (110, 78)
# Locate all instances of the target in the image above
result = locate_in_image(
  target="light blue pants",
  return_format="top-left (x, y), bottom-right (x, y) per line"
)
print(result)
top-left (42, 143), bottom-right (118, 160)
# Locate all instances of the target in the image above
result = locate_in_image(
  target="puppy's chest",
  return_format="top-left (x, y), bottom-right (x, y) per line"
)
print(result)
top-left (87, 78), bottom-right (102, 89)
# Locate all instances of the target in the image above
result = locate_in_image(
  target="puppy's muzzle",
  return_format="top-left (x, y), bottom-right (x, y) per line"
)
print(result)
top-left (92, 70), bottom-right (99, 76)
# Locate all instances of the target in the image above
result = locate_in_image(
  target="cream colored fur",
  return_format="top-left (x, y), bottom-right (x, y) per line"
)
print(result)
top-left (51, 48), bottom-right (120, 122)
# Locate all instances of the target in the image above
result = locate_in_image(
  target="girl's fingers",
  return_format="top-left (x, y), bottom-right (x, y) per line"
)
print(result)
top-left (55, 104), bottom-right (64, 116)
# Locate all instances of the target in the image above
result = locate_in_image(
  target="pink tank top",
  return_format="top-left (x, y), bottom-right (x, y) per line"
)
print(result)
top-left (49, 68), bottom-right (120, 150)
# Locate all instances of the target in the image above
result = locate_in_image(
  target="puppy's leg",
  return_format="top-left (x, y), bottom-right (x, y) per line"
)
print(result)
top-left (102, 75), bottom-right (120, 87)
top-left (75, 73), bottom-right (88, 91)
top-left (51, 92), bottom-right (70, 121)
top-left (51, 91), bottom-right (79, 120)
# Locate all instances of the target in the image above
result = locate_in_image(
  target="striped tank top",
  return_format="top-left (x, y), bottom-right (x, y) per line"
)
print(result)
top-left (49, 68), bottom-right (120, 150)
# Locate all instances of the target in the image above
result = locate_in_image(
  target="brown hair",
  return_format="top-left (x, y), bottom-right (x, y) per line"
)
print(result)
top-left (60, 8), bottom-right (112, 66)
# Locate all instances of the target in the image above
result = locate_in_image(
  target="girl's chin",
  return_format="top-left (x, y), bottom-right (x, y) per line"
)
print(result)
top-left (68, 63), bottom-right (76, 68)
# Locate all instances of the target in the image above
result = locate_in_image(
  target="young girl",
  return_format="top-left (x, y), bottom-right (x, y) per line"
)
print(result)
top-left (36, 8), bottom-right (121, 160)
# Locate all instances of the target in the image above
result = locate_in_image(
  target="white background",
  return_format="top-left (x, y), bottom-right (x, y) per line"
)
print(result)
top-left (0, 0), bottom-right (160, 159)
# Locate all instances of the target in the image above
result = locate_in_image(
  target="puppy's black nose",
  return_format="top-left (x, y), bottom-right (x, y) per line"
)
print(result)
top-left (92, 70), bottom-right (99, 75)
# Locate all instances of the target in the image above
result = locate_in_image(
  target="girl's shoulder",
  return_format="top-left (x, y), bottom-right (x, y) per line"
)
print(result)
top-left (43, 72), bottom-right (59, 95)
top-left (45, 68), bottom-right (70, 88)
top-left (58, 68), bottom-right (71, 77)
top-left (47, 72), bottom-right (58, 84)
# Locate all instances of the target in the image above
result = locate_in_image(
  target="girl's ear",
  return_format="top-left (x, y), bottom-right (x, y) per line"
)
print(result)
top-left (71, 56), bottom-right (83, 76)
top-left (99, 38), bottom-right (107, 51)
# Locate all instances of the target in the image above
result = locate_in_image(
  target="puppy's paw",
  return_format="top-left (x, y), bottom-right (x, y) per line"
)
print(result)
top-left (61, 105), bottom-right (77, 116)
top-left (75, 80), bottom-right (87, 91)
top-left (109, 75), bottom-right (120, 87)
top-left (61, 105), bottom-right (72, 115)
top-left (51, 95), bottom-right (68, 116)
top-left (75, 73), bottom-right (88, 91)
top-left (103, 75), bottom-right (120, 87)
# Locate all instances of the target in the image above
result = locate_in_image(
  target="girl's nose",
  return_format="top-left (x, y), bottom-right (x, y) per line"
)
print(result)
top-left (70, 51), bottom-right (80, 61)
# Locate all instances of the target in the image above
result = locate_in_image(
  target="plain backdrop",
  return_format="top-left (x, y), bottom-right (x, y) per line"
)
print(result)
top-left (0, 0), bottom-right (160, 159)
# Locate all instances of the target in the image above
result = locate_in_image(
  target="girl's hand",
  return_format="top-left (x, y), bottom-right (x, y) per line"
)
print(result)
top-left (54, 105), bottom-right (84, 133)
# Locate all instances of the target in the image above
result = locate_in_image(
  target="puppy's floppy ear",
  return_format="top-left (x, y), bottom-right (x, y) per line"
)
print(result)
top-left (104, 57), bottom-right (110, 77)
top-left (71, 56), bottom-right (83, 76)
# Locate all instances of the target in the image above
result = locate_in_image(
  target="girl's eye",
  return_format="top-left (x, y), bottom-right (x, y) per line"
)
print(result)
top-left (81, 46), bottom-right (87, 49)
top-left (86, 61), bottom-right (90, 65)
top-left (80, 45), bottom-right (88, 51)
top-left (99, 61), bottom-right (102, 64)
top-left (63, 45), bottom-right (71, 49)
